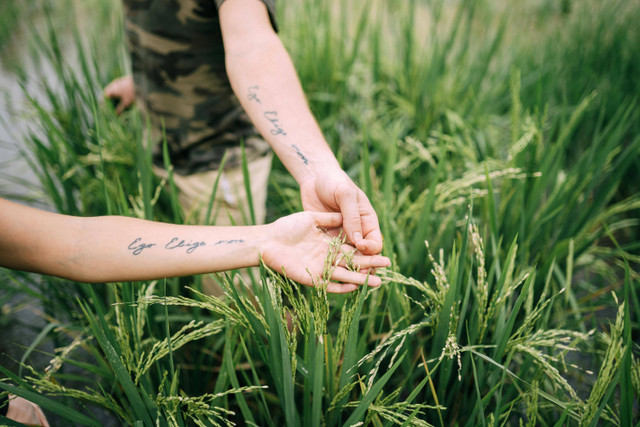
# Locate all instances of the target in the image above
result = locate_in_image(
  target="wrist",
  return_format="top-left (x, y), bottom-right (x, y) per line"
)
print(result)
top-left (294, 153), bottom-right (342, 186)
top-left (255, 223), bottom-right (274, 264)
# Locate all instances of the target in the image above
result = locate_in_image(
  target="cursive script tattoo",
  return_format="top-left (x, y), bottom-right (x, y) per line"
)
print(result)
top-left (165, 238), bottom-right (206, 254)
top-left (264, 111), bottom-right (287, 136)
top-left (247, 85), bottom-right (261, 104)
top-left (128, 238), bottom-right (156, 256)
top-left (126, 236), bottom-right (246, 257)
top-left (213, 239), bottom-right (245, 245)
top-left (291, 144), bottom-right (309, 165)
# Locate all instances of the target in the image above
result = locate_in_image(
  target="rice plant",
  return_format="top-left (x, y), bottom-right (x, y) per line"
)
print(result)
top-left (1, 0), bottom-right (638, 425)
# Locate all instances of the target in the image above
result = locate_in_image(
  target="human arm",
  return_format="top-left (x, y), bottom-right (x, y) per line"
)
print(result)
top-left (218, 0), bottom-right (383, 255)
top-left (0, 199), bottom-right (389, 292)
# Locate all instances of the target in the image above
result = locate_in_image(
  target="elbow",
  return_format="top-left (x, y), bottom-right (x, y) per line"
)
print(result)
top-left (224, 32), bottom-right (283, 71)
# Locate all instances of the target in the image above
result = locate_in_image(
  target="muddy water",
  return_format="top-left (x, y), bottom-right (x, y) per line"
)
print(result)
top-left (0, 2), bottom-right (86, 206)
top-left (0, 59), bottom-right (43, 202)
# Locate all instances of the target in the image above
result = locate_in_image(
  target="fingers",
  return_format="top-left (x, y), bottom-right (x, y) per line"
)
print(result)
top-left (310, 212), bottom-right (343, 229)
top-left (310, 246), bottom-right (388, 293)
top-left (356, 255), bottom-right (390, 270)
top-left (358, 212), bottom-right (383, 254)
top-left (335, 187), bottom-right (383, 255)
top-left (334, 183), bottom-right (364, 248)
top-left (326, 282), bottom-right (359, 294)
top-left (355, 193), bottom-right (383, 255)
top-left (357, 232), bottom-right (384, 256)
top-left (333, 267), bottom-right (382, 287)
top-left (318, 271), bottom-right (385, 294)
top-left (334, 244), bottom-right (390, 271)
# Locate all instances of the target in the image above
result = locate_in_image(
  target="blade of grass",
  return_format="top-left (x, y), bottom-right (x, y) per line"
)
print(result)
top-left (222, 326), bottom-right (255, 425)
top-left (241, 140), bottom-right (256, 225)
top-left (0, 415), bottom-right (25, 427)
top-left (205, 151), bottom-right (228, 225)
top-left (493, 269), bottom-right (535, 361)
top-left (78, 299), bottom-right (156, 426)
top-left (467, 344), bottom-right (486, 427)
top-left (343, 353), bottom-right (407, 426)
top-left (237, 332), bottom-right (274, 427)
top-left (433, 212), bottom-right (471, 360)
top-left (333, 283), bottom-right (369, 423)
top-left (408, 153), bottom-right (445, 274)
top-left (17, 322), bottom-right (59, 379)
top-left (419, 349), bottom-right (444, 427)
top-left (262, 281), bottom-right (297, 426)
top-left (161, 129), bottom-right (183, 223)
top-left (311, 334), bottom-right (325, 427)
top-left (603, 225), bottom-right (635, 427)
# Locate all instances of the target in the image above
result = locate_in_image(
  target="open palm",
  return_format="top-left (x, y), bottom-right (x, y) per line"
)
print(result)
top-left (261, 212), bottom-right (389, 293)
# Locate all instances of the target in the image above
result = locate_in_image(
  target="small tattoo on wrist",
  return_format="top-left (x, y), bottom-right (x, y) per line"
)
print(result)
top-left (291, 144), bottom-right (309, 165)
top-left (214, 239), bottom-right (245, 245)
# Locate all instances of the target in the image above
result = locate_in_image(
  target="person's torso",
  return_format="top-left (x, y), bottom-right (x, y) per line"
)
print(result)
top-left (122, 0), bottom-right (275, 173)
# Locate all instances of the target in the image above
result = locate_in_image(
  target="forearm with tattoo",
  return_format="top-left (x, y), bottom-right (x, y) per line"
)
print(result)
top-left (128, 237), bottom-right (245, 256)
top-left (246, 85), bottom-right (310, 166)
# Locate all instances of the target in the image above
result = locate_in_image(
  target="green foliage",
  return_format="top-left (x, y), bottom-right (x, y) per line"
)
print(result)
top-left (1, 0), bottom-right (639, 425)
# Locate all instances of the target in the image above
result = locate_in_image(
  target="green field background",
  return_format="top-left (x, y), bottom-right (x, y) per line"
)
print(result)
top-left (0, 0), bottom-right (638, 425)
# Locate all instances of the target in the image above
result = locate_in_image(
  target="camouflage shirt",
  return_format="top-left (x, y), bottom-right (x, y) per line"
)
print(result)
top-left (122, 0), bottom-right (277, 174)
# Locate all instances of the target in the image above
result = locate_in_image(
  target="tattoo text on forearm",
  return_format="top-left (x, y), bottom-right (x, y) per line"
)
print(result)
top-left (247, 85), bottom-right (261, 104)
top-left (127, 237), bottom-right (245, 256)
top-left (291, 144), bottom-right (309, 165)
top-left (246, 85), bottom-right (310, 166)
top-left (263, 111), bottom-right (287, 136)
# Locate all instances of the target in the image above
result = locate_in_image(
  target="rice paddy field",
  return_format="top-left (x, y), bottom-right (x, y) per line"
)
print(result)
top-left (0, 0), bottom-right (639, 425)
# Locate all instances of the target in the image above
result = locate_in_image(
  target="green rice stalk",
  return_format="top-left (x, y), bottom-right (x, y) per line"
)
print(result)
top-left (134, 320), bottom-right (225, 383)
top-left (342, 353), bottom-right (406, 426)
top-left (580, 302), bottom-right (625, 425)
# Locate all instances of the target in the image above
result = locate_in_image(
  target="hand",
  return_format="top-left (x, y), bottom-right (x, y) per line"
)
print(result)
top-left (261, 212), bottom-right (390, 293)
top-left (300, 169), bottom-right (383, 255)
top-left (5, 395), bottom-right (50, 426)
top-left (104, 75), bottom-right (135, 115)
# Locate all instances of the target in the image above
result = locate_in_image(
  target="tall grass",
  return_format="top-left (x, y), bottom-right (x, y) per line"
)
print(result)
top-left (1, 0), bottom-right (639, 425)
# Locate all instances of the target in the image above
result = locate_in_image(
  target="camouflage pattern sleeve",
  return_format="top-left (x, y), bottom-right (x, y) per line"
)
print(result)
top-left (122, 0), bottom-right (277, 174)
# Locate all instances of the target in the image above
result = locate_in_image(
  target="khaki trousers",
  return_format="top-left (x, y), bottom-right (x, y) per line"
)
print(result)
top-left (154, 153), bottom-right (272, 226)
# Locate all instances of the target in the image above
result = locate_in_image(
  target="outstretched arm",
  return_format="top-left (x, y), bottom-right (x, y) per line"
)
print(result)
top-left (0, 199), bottom-right (389, 292)
top-left (218, 0), bottom-right (383, 255)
